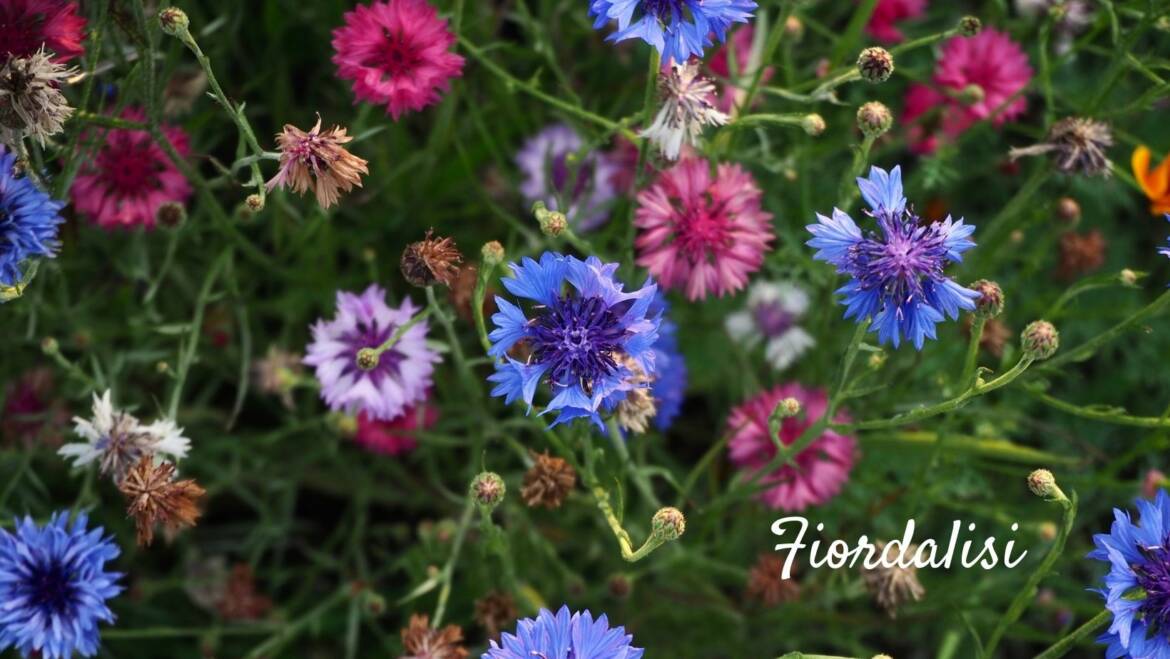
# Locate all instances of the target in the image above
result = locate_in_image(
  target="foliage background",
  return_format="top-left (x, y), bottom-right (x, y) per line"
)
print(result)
top-left (2, 0), bottom-right (1170, 657)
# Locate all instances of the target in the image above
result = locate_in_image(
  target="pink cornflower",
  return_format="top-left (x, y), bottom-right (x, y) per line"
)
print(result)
top-left (0, 0), bottom-right (86, 62)
top-left (331, 0), bottom-right (464, 121)
top-left (70, 108), bottom-right (192, 230)
top-left (266, 117), bottom-right (369, 209)
top-left (353, 403), bottom-right (437, 456)
top-left (727, 384), bottom-right (857, 512)
top-left (635, 158), bottom-right (774, 301)
top-left (865, 0), bottom-right (927, 43)
top-left (902, 28), bottom-right (1032, 153)
top-left (707, 25), bottom-right (773, 114)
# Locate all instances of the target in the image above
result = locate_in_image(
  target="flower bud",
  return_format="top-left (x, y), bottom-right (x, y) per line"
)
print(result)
top-left (969, 280), bottom-right (1004, 319)
top-left (245, 194), bottom-right (264, 213)
top-left (868, 351), bottom-right (887, 369)
top-left (957, 84), bottom-right (984, 106)
top-left (1027, 468), bottom-right (1057, 498)
top-left (801, 113), bottom-right (826, 136)
top-left (857, 47), bottom-right (894, 84)
top-left (784, 16), bottom-right (804, 41)
top-left (959, 16), bottom-right (982, 37)
top-left (158, 7), bottom-right (190, 37)
top-left (155, 201), bottom-right (186, 227)
top-left (651, 507), bottom-right (686, 542)
top-left (608, 574), bottom-right (632, 599)
top-left (1120, 269), bottom-right (1138, 286)
top-left (471, 471), bottom-right (506, 510)
top-left (362, 590), bottom-right (386, 617)
top-left (40, 336), bottom-right (59, 356)
top-left (856, 101), bottom-right (892, 138)
top-left (355, 347), bottom-right (380, 371)
top-left (1055, 196), bottom-right (1081, 225)
top-left (532, 201), bottom-right (568, 237)
top-left (1021, 320), bottom-right (1059, 361)
top-left (481, 241), bottom-right (505, 268)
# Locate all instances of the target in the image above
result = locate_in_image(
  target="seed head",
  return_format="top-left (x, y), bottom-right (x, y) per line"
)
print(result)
top-left (857, 47), bottom-right (894, 84)
top-left (401, 230), bottom-right (463, 288)
top-left (520, 451), bottom-right (577, 508)
top-left (1021, 320), bottom-right (1059, 360)
top-left (118, 456), bottom-right (205, 547)
top-left (0, 48), bottom-right (76, 145)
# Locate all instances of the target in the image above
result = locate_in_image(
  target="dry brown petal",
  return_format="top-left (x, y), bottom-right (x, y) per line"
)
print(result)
top-left (118, 456), bottom-right (205, 547)
top-left (520, 451), bottom-right (577, 509)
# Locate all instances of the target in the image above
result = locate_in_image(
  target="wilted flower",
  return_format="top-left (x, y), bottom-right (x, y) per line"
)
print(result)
top-left (267, 117), bottom-right (369, 209)
top-left (59, 390), bottom-right (192, 482)
top-left (612, 354), bottom-right (657, 434)
top-left (304, 285), bottom-right (439, 421)
top-left (725, 281), bottom-right (815, 371)
top-left (400, 613), bottom-right (468, 659)
top-left (862, 542), bottom-right (925, 617)
top-left (401, 230), bottom-right (462, 288)
top-left (475, 591), bottom-right (518, 641)
top-left (641, 59), bottom-right (728, 161)
top-left (1132, 146), bottom-right (1170, 215)
top-left (0, 48), bottom-right (75, 145)
top-left (588, 0), bottom-right (757, 63)
top-left (636, 159), bottom-right (774, 300)
top-left (807, 165), bottom-right (978, 349)
top-left (485, 605), bottom-right (643, 659)
top-left (354, 404), bottom-right (437, 456)
top-left (1056, 229), bottom-right (1106, 280)
top-left (728, 384), bottom-right (857, 511)
top-left (252, 347), bottom-right (304, 410)
top-left (516, 124), bottom-right (618, 232)
top-left (866, 0), bottom-right (927, 43)
top-left (0, 0), bottom-right (87, 62)
top-left (217, 564), bottom-right (272, 621)
top-left (1009, 117), bottom-right (1113, 177)
top-left (331, 0), bottom-right (464, 120)
top-left (521, 451), bottom-right (577, 509)
top-left (118, 456), bottom-right (205, 547)
top-left (0, 512), bottom-right (122, 659)
top-left (0, 145), bottom-right (64, 286)
top-left (746, 553), bottom-right (801, 606)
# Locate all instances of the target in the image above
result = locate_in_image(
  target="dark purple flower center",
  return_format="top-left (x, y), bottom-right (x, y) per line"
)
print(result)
top-left (1135, 541), bottom-right (1170, 633)
top-left (529, 295), bottom-right (630, 389)
top-left (550, 153), bottom-right (596, 204)
top-left (342, 318), bottom-right (404, 380)
top-left (24, 558), bottom-right (78, 617)
top-left (644, 0), bottom-right (686, 21)
top-left (752, 301), bottom-right (795, 338)
top-left (850, 211), bottom-right (948, 304)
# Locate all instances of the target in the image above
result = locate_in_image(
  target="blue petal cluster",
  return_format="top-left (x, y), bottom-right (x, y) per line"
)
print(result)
top-left (488, 252), bottom-right (659, 428)
top-left (1160, 214), bottom-right (1170, 270)
top-left (483, 605), bottom-right (644, 659)
top-left (0, 148), bottom-right (66, 287)
top-left (1089, 490), bottom-right (1170, 658)
top-left (0, 512), bottom-right (122, 659)
top-left (806, 165), bottom-right (979, 349)
top-left (650, 293), bottom-right (687, 431)
top-left (588, 0), bottom-right (757, 64)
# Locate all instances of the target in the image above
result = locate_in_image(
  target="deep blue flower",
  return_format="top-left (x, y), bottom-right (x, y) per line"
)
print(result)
top-left (1160, 214), bottom-right (1170, 268)
top-left (650, 293), bottom-right (686, 431)
top-left (0, 512), bottom-right (122, 659)
top-left (488, 252), bottom-right (659, 428)
top-left (483, 605), bottom-right (644, 659)
top-left (806, 165), bottom-right (979, 350)
top-left (1089, 489), bottom-right (1170, 658)
top-left (588, 0), bottom-right (757, 64)
top-left (0, 147), bottom-right (66, 287)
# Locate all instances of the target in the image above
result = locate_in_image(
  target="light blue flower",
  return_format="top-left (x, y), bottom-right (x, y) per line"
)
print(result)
top-left (588, 0), bottom-right (757, 63)
top-left (483, 605), bottom-right (644, 659)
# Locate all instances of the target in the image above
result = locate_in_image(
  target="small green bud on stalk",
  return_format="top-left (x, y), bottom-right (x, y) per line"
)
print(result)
top-left (481, 241), bottom-right (505, 268)
top-left (959, 16), bottom-right (982, 37)
top-left (1027, 468), bottom-right (1067, 501)
top-left (857, 47), bottom-right (894, 84)
top-left (471, 471), bottom-right (507, 511)
top-left (158, 7), bottom-right (190, 37)
top-left (651, 507), bottom-right (686, 542)
top-left (856, 101), bottom-right (892, 138)
top-left (800, 114), bottom-right (826, 136)
top-left (1021, 320), bottom-right (1059, 360)
top-left (969, 280), bottom-right (1005, 319)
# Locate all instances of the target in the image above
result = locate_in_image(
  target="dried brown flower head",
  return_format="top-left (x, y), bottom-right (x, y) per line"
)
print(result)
top-left (400, 613), bottom-right (469, 659)
top-left (401, 230), bottom-right (463, 288)
top-left (1057, 229), bottom-right (1106, 280)
top-left (118, 456), bottom-right (205, 546)
top-left (266, 116), bottom-right (369, 209)
top-left (745, 553), bottom-right (801, 607)
top-left (862, 542), bottom-right (926, 618)
top-left (962, 316), bottom-right (1011, 359)
top-left (217, 564), bottom-right (273, 621)
top-left (1009, 117), bottom-right (1113, 177)
top-left (0, 47), bottom-right (76, 145)
top-left (473, 591), bottom-right (518, 640)
top-left (520, 451), bottom-right (577, 509)
top-left (252, 346), bottom-right (304, 410)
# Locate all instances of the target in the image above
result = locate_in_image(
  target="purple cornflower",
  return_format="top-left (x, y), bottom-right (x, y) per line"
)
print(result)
top-left (516, 124), bottom-right (617, 233)
top-left (806, 165), bottom-right (979, 349)
top-left (588, 0), bottom-right (757, 63)
top-left (483, 605), bottom-right (644, 659)
top-left (487, 252), bottom-right (659, 428)
top-left (304, 284), bottom-right (439, 421)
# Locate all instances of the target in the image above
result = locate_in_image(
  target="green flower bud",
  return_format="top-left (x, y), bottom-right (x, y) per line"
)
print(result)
top-left (857, 47), bottom-right (894, 84)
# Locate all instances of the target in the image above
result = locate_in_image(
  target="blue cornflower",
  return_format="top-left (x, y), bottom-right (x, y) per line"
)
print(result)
top-left (806, 165), bottom-right (979, 349)
top-left (1089, 489), bottom-right (1170, 658)
top-left (650, 293), bottom-right (686, 431)
top-left (588, 0), bottom-right (757, 64)
top-left (1160, 214), bottom-right (1170, 268)
top-left (0, 147), bottom-right (66, 287)
top-left (483, 605), bottom-right (644, 659)
top-left (0, 512), bottom-right (123, 659)
top-left (488, 252), bottom-right (659, 428)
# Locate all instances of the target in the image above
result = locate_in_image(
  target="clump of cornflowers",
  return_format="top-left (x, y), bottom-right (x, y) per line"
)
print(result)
top-left (588, 0), bottom-right (756, 63)
top-left (635, 158), bottom-right (773, 300)
top-left (1088, 489), bottom-right (1170, 657)
top-left (485, 605), bottom-right (643, 659)
top-left (0, 47), bottom-right (75, 145)
top-left (487, 252), bottom-right (659, 428)
top-left (59, 390), bottom-right (191, 483)
top-left (0, 0), bottom-right (87, 62)
top-left (1133, 146), bottom-right (1170, 216)
top-left (516, 124), bottom-right (617, 233)
top-left (331, 0), bottom-right (464, 120)
top-left (304, 284), bottom-right (440, 421)
top-left (866, 0), bottom-right (926, 43)
top-left (71, 107), bottom-right (192, 230)
top-left (727, 384), bottom-right (857, 511)
top-left (725, 281), bottom-right (815, 371)
top-left (0, 145), bottom-right (65, 286)
top-left (267, 117), bottom-right (369, 209)
top-left (0, 512), bottom-right (122, 659)
top-left (903, 28), bottom-right (1032, 153)
top-left (650, 294), bottom-right (687, 431)
top-left (807, 165), bottom-right (979, 349)
top-left (353, 403), bottom-right (437, 456)
top-left (641, 59), bottom-right (728, 160)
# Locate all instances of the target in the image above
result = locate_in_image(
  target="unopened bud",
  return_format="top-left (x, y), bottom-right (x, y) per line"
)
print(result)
top-left (868, 351), bottom-right (887, 369)
top-left (471, 471), bottom-right (506, 510)
top-left (156, 201), bottom-right (186, 227)
top-left (801, 114), bottom-right (826, 136)
top-left (40, 336), bottom-right (59, 355)
top-left (651, 507), bottom-right (686, 542)
top-left (1120, 269), bottom-right (1138, 286)
top-left (857, 47), bottom-right (894, 84)
top-left (959, 16), bottom-right (982, 37)
top-left (969, 280), bottom-right (1004, 319)
top-left (1021, 320), bottom-right (1059, 361)
top-left (1027, 468), bottom-right (1058, 498)
top-left (1055, 196), bottom-right (1081, 225)
top-left (608, 574), bottom-right (632, 599)
top-left (784, 16), bottom-right (804, 41)
top-left (481, 241), bottom-right (505, 268)
top-left (158, 7), bottom-right (189, 37)
top-left (857, 101), bottom-right (893, 138)
top-left (533, 201), bottom-right (568, 237)
top-left (355, 347), bottom-right (380, 371)
top-left (245, 194), bottom-right (264, 213)
top-left (362, 591), bottom-right (386, 617)
top-left (958, 84), bottom-right (984, 106)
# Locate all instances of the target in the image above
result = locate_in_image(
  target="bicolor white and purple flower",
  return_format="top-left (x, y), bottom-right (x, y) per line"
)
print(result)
top-left (516, 123), bottom-right (618, 233)
top-left (483, 605), bottom-right (644, 659)
top-left (725, 280), bottom-right (815, 371)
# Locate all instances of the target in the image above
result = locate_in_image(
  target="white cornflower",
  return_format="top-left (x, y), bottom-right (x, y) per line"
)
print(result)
top-left (725, 281), bottom-right (815, 371)
top-left (0, 47), bottom-right (76, 146)
top-left (640, 60), bottom-right (729, 160)
top-left (59, 390), bottom-right (191, 481)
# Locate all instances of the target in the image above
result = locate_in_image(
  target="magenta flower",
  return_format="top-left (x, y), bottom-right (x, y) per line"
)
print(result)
top-left (902, 28), bottom-right (1032, 153)
top-left (354, 403), bottom-right (437, 456)
top-left (331, 0), bottom-right (464, 121)
top-left (727, 384), bottom-right (857, 511)
top-left (304, 285), bottom-right (439, 421)
top-left (70, 108), bottom-right (192, 230)
top-left (635, 158), bottom-right (774, 301)
top-left (865, 0), bottom-right (927, 43)
top-left (0, 0), bottom-right (87, 62)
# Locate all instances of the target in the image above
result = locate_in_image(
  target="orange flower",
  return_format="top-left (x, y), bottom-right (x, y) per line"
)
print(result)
top-left (1133, 146), bottom-right (1170, 215)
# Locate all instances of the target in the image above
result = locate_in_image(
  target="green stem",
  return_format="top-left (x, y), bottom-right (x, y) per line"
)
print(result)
top-left (1031, 609), bottom-right (1112, 659)
top-left (1042, 289), bottom-right (1170, 370)
top-left (591, 484), bottom-right (667, 562)
top-left (1028, 388), bottom-right (1170, 428)
top-left (366, 307), bottom-right (433, 359)
top-left (432, 498), bottom-right (475, 627)
top-left (472, 256), bottom-right (496, 354)
top-left (167, 250), bottom-right (231, 419)
top-left (608, 418), bottom-right (661, 508)
top-left (243, 585), bottom-right (350, 659)
top-left (961, 316), bottom-right (987, 387)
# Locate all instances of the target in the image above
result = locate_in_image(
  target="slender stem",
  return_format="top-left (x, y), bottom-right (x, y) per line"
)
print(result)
top-left (1032, 609), bottom-right (1112, 659)
top-left (961, 316), bottom-right (987, 387)
top-left (167, 250), bottom-right (231, 419)
top-left (243, 586), bottom-right (350, 659)
top-left (1042, 289), bottom-right (1170, 370)
top-left (432, 498), bottom-right (474, 627)
top-left (369, 307), bottom-right (433, 358)
top-left (591, 484), bottom-right (666, 562)
top-left (1028, 389), bottom-right (1170, 428)
top-left (608, 418), bottom-right (661, 508)
top-left (472, 257), bottom-right (496, 354)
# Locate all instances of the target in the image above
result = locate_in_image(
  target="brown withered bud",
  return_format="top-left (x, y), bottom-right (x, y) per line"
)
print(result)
top-left (862, 542), bottom-right (925, 618)
top-left (118, 456), bottom-right (205, 547)
top-left (520, 451), bottom-right (577, 509)
top-left (1057, 230), bottom-right (1106, 280)
top-left (216, 564), bottom-right (273, 621)
top-left (401, 230), bottom-right (463, 288)
top-left (400, 613), bottom-right (469, 659)
top-left (745, 553), bottom-right (801, 607)
top-left (474, 591), bottom-right (518, 640)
